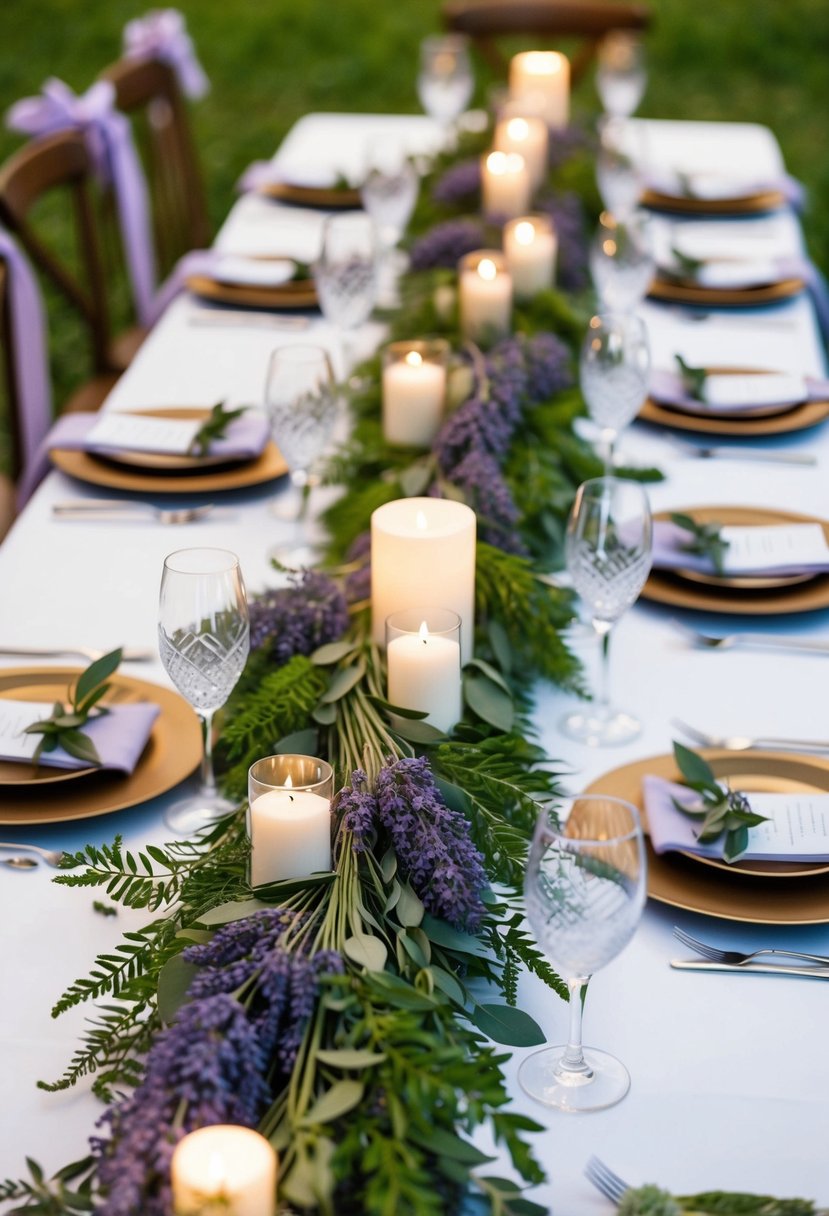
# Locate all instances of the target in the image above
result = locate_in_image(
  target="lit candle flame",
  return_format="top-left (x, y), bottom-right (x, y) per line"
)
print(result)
top-left (507, 117), bottom-right (529, 141)
top-left (515, 221), bottom-right (535, 246)
top-left (486, 151), bottom-right (508, 176)
top-left (524, 51), bottom-right (564, 77)
top-left (284, 774), bottom-right (293, 788)
top-left (405, 350), bottom-right (423, 368)
top-left (206, 1153), bottom-right (226, 1195)
top-left (418, 620), bottom-right (430, 644)
top-left (415, 510), bottom-right (428, 530)
top-left (478, 258), bottom-right (497, 282)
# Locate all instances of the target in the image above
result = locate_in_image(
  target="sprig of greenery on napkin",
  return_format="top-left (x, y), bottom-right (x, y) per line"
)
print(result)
top-left (188, 401), bottom-right (248, 456)
top-left (23, 649), bottom-right (122, 767)
top-left (670, 512), bottom-right (730, 576)
top-left (675, 354), bottom-right (708, 399)
top-left (671, 741), bottom-right (769, 863)
top-left (619, 1179), bottom-right (822, 1214)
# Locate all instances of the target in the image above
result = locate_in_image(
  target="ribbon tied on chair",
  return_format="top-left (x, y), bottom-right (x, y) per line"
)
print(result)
top-left (122, 9), bottom-right (210, 100)
top-left (6, 77), bottom-right (157, 326)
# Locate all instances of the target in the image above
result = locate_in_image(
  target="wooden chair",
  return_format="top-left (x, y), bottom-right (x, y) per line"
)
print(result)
top-left (0, 259), bottom-right (18, 539)
top-left (0, 128), bottom-right (136, 414)
top-left (101, 55), bottom-right (211, 279)
top-left (442, 0), bottom-right (652, 84)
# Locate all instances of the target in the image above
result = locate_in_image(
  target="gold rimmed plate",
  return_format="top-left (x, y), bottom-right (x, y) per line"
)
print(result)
top-left (185, 274), bottom-right (318, 312)
top-left (648, 275), bottom-right (804, 309)
top-left (648, 366), bottom-right (809, 423)
top-left (0, 667), bottom-right (201, 823)
top-left (640, 396), bottom-right (829, 438)
top-left (586, 751), bottom-right (829, 924)
top-left (258, 180), bottom-right (362, 210)
top-left (643, 506), bottom-right (829, 616)
top-left (642, 186), bottom-right (786, 217)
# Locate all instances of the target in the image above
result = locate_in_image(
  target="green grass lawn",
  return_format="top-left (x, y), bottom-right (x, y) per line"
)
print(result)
top-left (2, 0), bottom-right (828, 465)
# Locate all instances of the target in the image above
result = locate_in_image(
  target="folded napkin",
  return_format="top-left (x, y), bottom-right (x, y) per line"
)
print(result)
top-left (237, 160), bottom-right (343, 194)
top-left (652, 519), bottom-right (829, 578)
top-left (0, 700), bottom-right (160, 774)
top-left (644, 168), bottom-right (804, 210)
top-left (643, 774), bottom-right (829, 862)
top-left (208, 255), bottom-right (297, 288)
top-left (44, 410), bottom-right (270, 461)
top-left (649, 368), bottom-right (829, 415)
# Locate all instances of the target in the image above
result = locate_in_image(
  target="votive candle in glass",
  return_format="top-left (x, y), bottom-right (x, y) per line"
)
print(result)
top-left (371, 496), bottom-right (476, 663)
top-left (386, 607), bottom-right (463, 733)
top-left (248, 754), bottom-right (333, 887)
top-left (171, 1125), bottom-right (277, 1216)
top-left (494, 113), bottom-right (549, 191)
top-left (509, 51), bottom-right (570, 128)
top-left (382, 339), bottom-right (449, 448)
top-left (458, 249), bottom-right (512, 347)
top-left (503, 215), bottom-right (557, 300)
top-left (481, 149), bottom-right (532, 219)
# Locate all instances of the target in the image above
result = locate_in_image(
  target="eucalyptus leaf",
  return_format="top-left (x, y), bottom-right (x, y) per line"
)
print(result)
top-left (59, 730), bottom-right (102, 766)
top-left (343, 933), bottom-right (388, 971)
top-left (320, 660), bottom-right (366, 703)
top-left (315, 1049), bottom-right (387, 1069)
top-left (421, 915), bottom-right (491, 958)
top-left (487, 618), bottom-right (513, 675)
top-left (429, 963), bottom-right (467, 1006)
top-left (312, 701), bottom-right (338, 725)
top-left (301, 1079), bottom-right (364, 1126)
top-left (464, 657), bottom-right (512, 695)
top-left (724, 824), bottom-right (749, 862)
top-left (398, 928), bottom-right (430, 968)
top-left (74, 649), bottom-right (121, 706)
top-left (366, 693), bottom-right (429, 720)
top-left (673, 741), bottom-right (719, 791)
top-left (310, 639), bottom-right (359, 666)
top-left (390, 717), bottom-right (447, 743)
top-left (463, 670), bottom-right (515, 732)
top-left (274, 727), bottom-right (319, 755)
top-left (397, 458), bottom-right (435, 498)
top-left (157, 953), bottom-right (198, 1025)
top-left (195, 898), bottom-right (270, 926)
top-left (467, 1002), bottom-right (546, 1047)
top-left (409, 1126), bottom-right (492, 1165)
top-left (395, 882), bottom-right (425, 927)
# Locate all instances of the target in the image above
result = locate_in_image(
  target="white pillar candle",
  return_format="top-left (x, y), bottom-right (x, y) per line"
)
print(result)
top-left (481, 150), bottom-right (532, 220)
top-left (503, 215), bottom-right (557, 300)
top-left (382, 341), bottom-right (448, 448)
top-left (494, 114), bottom-right (549, 191)
top-left (509, 51), bottom-right (570, 128)
top-left (172, 1125), bottom-right (277, 1216)
top-left (371, 497), bottom-right (476, 663)
top-left (386, 611), bottom-right (463, 732)
top-left (458, 250), bottom-right (512, 346)
top-left (249, 783), bottom-right (331, 887)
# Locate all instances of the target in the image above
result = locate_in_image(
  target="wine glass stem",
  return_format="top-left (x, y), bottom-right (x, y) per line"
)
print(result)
top-left (199, 709), bottom-right (217, 796)
top-left (602, 429), bottom-right (617, 473)
top-left (559, 977), bottom-right (592, 1077)
top-left (595, 623), bottom-right (613, 719)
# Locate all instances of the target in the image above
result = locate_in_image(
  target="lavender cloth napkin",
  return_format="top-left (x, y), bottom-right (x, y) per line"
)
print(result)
top-left (1, 702), bottom-right (160, 773)
top-left (649, 368), bottom-right (829, 415)
top-left (44, 410), bottom-right (270, 460)
top-left (651, 519), bottom-right (829, 578)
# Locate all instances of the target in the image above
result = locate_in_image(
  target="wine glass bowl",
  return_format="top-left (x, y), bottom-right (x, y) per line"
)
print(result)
top-left (360, 137), bottom-right (419, 252)
top-left (596, 32), bottom-right (647, 119)
top-left (580, 311), bottom-right (650, 471)
top-left (519, 794), bottom-right (646, 1112)
top-left (158, 548), bottom-right (249, 834)
top-left (417, 34), bottom-right (474, 131)
top-left (561, 477), bottom-right (652, 746)
top-left (596, 116), bottom-right (642, 220)
top-left (589, 210), bottom-right (654, 314)
top-left (313, 211), bottom-right (378, 373)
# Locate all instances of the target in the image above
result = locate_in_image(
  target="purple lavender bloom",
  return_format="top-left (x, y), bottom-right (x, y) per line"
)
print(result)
top-left (93, 994), bottom-right (270, 1216)
top-left (434, 395), bottom-right (514, 473)
top-left (248, 569), bottom-right (348, 659)
top-left (335, 770), bottom-right (378, 855)
top-left (547, 121), bottom-right (594, 170)
top-left (409, 219), bottom-right (486, 271)
top-left (431, 158), bottom-right (481, 204)
top-left (344, 531), bottom-right (372, 605)
top-left (450, 450), bottom-right (526, 555)
top-left (536, 191), bottom-right (590, 292)
top-left (375, 756), bottom-right (487, 931)
top-left (523, 332), bottom-right (574, 400)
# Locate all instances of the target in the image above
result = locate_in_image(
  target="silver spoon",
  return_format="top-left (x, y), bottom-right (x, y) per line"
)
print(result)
top-left (0, 843), bottom-right (67, 866)
top-left (2, 856), bottom-right (38, 870)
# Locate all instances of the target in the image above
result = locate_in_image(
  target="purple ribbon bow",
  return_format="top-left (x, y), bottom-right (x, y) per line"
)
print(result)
top-left (0, 229), bottom-right (53, 505)
top-left (123, 8), bottom-right (210, 100)
top-left (6, 77), bottom-right (156, 326)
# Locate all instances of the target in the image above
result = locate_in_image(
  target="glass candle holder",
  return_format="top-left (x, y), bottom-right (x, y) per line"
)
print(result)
top-left (503, 214), bottom-right (557, 301)
top-left (248, 754), bottom-right (334, 887)
top-left (386, 607), bottom-right (463, 734)
top-left (457, 249), bottom-right (512, 347)
top-left (381, 338), bottom-right (449, 448)
top-left (480, 149), bottom-right (531, 220)
top-left (508, 50), bottom-right (570, 128)
top-left (494, 113), bottom-right (549, 192)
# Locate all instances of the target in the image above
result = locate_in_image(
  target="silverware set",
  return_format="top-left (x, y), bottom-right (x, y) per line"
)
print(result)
top-left (671, 716), bottom-right (829, 754)
top-left (671, 927), bottom-right (829, 979)
top-left (53, 501), bottom-right (217, 525)
top-left (0, 843), bottom-right (69, 870)
top-left (674, 623), bottom-right (829, 655)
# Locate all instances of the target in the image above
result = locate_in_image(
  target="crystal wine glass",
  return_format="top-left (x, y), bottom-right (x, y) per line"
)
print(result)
top-left (360, 136), bottom-right (419, 305)
top-left (580, 311), bottom-right (650, 472)
top-left (595, 116), bottom-right (642, 220)
top-left (596, 31), bottom-right (647, 119)
top-left (519, 794), bottom-right (646, 1111)
top-left (589, 210), bottom-right (654, 314)
top-left (264, 344), bottom-right (338, 568)
top-left (560, 477), bottom-right (652, 746)
top-left (313, 211), bottom-right (378, 375)
top-left (159, 548), bottom-right (249, 835)
top-left (417, 34), bottom-right (474, 147)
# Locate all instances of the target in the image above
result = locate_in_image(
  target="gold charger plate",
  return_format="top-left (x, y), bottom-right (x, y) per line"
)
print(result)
top-left (0, 667), bottom-right (201, 825)
top-left (649, 275), bottom-right (803, 308)
top-left (643, 506), bottom-right (829, 615)
top-left (642, 186), bottom-right (785, 216)
top-left (258, 181), bottom-right (362, 210)
top-left (586, 750), bottom-right (829, 923)
top-left (186, 274), bottom-right (318, 311)
top-left (640, 396), bottom-right (829, 438)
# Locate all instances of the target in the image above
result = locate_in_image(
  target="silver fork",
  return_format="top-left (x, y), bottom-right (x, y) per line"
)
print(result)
top-left (584, 1157), bottom-right (629, 1205)
top-left (673, 441), bottom-right (816, 466)
top-left (673, 623), bottom-right (829, 655)
top-left (0, 645), bottom-right (154, 663)
top-left (671, 717), bottom-right (829, 754)
top-left (53, 502), bottom-right (215, 525)
top-left (674, 926), bottom-right (829, 968)
top-left (0, 843), bottom-right (69, 867)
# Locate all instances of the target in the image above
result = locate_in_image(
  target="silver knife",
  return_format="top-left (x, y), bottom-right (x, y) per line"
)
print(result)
top-left (688, 448), bottom-right (816, 466)
top-left (671, 958), bottom-right (829, 979)
top-left (186, 308), bottom-right (310, 331)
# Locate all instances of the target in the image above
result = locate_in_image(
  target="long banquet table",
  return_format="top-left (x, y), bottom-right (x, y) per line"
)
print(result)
top-left (1, 111), bottom-right (828, 1212)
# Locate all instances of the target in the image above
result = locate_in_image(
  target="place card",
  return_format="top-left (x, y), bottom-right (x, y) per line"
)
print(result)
top-left (0, 699), bottom-right (59, 764)
top-left (85, 414), bottom-right (203, 455)
top-left (702, 373), bottom-right (807, 409)
top-left (643, 775), bottom-right (829, 861)
top-left (717, 524), bottom-right (829, 574)
top-left (210, 256), bottom-right (296, 287)
top-left (0, 698), bottom-right (159, 772)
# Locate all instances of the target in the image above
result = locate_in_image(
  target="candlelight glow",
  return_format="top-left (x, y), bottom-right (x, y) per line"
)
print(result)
top-left (415, 509), bottom-right (428, 529)
top-left (283, 773), bottom-right (293, 788)
top-left (478, 258), bottom-right (497, 282)
top-left (515, 221), bottom-right (536, 246)
top-left (206, 1153), bottom-right (226, 1195)
top-left (523, 51), bottom-right (565, 77)
top-left (419, 620), bottom-right (430, 643)
top-left (405, 350), bottom-right (423, 368)
top-left (507, 117), bottom-right (529, 141)
top-left (486, 151), bottom-right (508, 175)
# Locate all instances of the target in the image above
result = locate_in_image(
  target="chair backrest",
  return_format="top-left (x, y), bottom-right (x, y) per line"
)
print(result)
top-left (101, 56), bottom-right (211, 278)
top-left (442, 0), bottom-right (652, 84)
top-left (0, 128), bottom-right (116, 377)
top-left (0, 257), bottom-right (21, 480)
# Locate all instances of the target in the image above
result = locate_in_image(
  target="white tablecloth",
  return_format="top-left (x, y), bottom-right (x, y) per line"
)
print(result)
top-left (1, 115), bottom-right (828, 1212)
